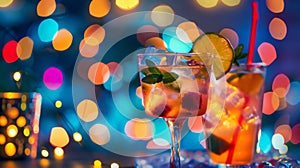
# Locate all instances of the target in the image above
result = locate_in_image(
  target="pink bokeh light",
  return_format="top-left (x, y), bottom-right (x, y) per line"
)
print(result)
top-left (43, 67), bottom-right (64, 90)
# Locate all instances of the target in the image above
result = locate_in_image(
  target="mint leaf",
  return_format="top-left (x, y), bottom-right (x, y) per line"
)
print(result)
top-left (206, 134), bottom-right (231, 155)
top-left (142, 74), bottom-right (163, 84)
top-left (162, 72), bottom-right (178, 84)
top-left (145, 59), bottom-right (156, 67)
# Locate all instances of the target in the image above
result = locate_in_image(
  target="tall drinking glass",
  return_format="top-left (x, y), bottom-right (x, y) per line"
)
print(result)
top-left (204, 63), bottom-right (266, 166)
top-left (137, 53), bottom-right (212, 167)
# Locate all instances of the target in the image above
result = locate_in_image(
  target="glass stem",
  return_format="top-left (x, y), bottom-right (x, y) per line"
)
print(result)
top-left (165, 118), bottom-right (185, 168)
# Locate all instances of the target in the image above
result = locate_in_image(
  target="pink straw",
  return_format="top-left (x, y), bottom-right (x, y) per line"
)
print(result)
top-left (247, 0), bottom-right (259, 64)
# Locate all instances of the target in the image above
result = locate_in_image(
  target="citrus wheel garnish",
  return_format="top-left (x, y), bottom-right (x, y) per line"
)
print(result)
top-left (228, 73), bottom-right (264, 94)
top-left (192, 33), bottom-right (234, 79)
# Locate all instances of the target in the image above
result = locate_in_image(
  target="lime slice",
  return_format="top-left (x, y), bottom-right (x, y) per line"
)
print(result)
top-left (192, 33), bottom-right (234, 79)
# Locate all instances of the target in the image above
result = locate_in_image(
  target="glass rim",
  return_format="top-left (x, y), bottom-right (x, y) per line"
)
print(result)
top-left (231, 62), bottom-right (267, 67)
top-left (137, 52), bottom-right (214, 57)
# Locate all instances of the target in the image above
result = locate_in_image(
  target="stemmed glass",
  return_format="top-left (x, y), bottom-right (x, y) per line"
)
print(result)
top-left (137, 52), bottom-right (213, 167)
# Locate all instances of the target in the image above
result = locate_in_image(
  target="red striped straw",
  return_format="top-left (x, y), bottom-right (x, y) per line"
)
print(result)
top-left (247, 0), bottom-right (259, 64)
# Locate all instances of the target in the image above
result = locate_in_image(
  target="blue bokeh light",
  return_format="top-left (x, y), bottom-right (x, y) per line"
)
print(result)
top-left (38, 18), bottom-right (59, 42)
top-left (286, 81), bottom-right (300, 105)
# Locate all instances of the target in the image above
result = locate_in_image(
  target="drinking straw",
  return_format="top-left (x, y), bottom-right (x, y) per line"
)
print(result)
top-left (226, 0), bottom-right (259, 164)
top-left (247, 0), bottom-right (259, 64)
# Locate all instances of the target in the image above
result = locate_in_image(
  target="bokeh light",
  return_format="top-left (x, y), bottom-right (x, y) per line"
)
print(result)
top-left (2, 40), bottom-right (18, 63)
top-left (52, 29), bottom-right (73, 51)
top-left (258, 131), bottom-right (272, 154)
top-left (43, 67), bottom-right (64, 90)
top-left (0, 134), bottom-right (6, 145)
top-left (145, 37), bottom-right (166, 50)
top-left (286, 81), bottom-right (300, 106)
top-left (125, 118), bottom-right (153, 140)
top-left (94, 160), bottom-right (102, 167)
top-left (279, 144), bottom-right (288, 155)
top-left (37, 0), bottom-right (56, 17)
top-left (17, 36), bottom-right (34, 60)
top-left (6, 107), bottom-right (19, 119)
top-left (5, 142), bottom-right (16, 157)
top-left (55, 100), bottom-right (62, 108)
top-left (7, 125), bottom-right (18, 138)
top-left (135, 86), bottom-right (142, 99)
top-left (49, 127), bottom-right (70, 148)
top-left (262, 92), bottom-right (280, 115)
top-left (269, 17), bottom-right (287, 40)
top-left (151, 5), bottom-right (174, 27)
top-left (291, 124), bottom-right (300, 144)
top-left (79, 40), bottom-right (99, 58)
top-left (84, 24), bottom-right (105, 46)
top-left (266, 0), bottom-right (284, 13)
top-left (54, 147), bottom-right (64, 159)
top-left (107, 62), bottom-right (123, 82)
top-left (16, 116), bottom-right (26, 127)
top-left (195, 0), bottom-right (218, 8)
top-left (0, 0), bottom-right (13, 7)
top-left (115, 0), bottom-right (139, 10)
top-left (272, 133), bottom-right (285, 150)
top-left (76, 58), bottom-right (95, 80)
top-left (163, 27), bottom-right (192, 53)
top-left (76, 99), bottom-right (98, 122)
top-left (219, 28), bottom-right (239, 48)
top-left (41, 149), bottom-right (49, 158)
top-left (88, 62), bottom-right (110, 85)
top-left (188, 116), bottom-right (203, 133)
top-left (89, 0), bottom-right (111, 18)
top-left (275, 124), bottom-right (292, 143)
top-left (111, 163), bottom-right (120, 168)
top-left (0, 116), bottom-right (8, 126)
top-left (13, 71), bottom-right (21, 82)
top-left (89, 124), bottom-right (110, 145)
top-left (221, 0), bottom-right (241, 7)
top-left (177, 21), bottom-right (200, 43)
top-left (258, 42), bottom-right (277, 66)
top-left (38, 18), bottom-right (59, 42)
top-left (272, 73), bottom-right (290, 98)
top-left (73, 132), bottom-right (82, 142)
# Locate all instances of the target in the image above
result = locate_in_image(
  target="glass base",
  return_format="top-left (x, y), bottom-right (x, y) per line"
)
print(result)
top-left (134, 151), bottom-right (300, 168)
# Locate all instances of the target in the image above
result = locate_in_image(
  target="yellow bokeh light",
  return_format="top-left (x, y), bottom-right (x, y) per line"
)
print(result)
top-left (37, 0), bottom-right (56, 17)
top-left (115, 0), bottom-right (139, 10)
top-left (41, 149), bottom-right (49, 158)
top-left (49, 127), bottom-right (70, 148)
top-left (76, 99), bottom-right (99, 122)
top-left (54, 147), bottom-right (64, 159)
top-left (89, 0), bottom-right (111, 18)
top-left (0, 134), bottom-right (6, 145)
top-left (79, 39), bottom-right (99, 58)
top-left (94, 160), bottom-right (102, 167)
top-left (266, 0), bottom-right (284, 13)
top-left (17, 36), bottom-right (34, 60)
top-left (151, 5), bottom-right (174, 27)
top-left (88, 62), bottom-right (110, 85)
top-left (84, 24), bottom-right (105, 46)
top-left (53, 29), bottom-right (73, 51)
top-left (16, 116), bottom-right (27, 127)
top-left (5, 142), bottom-right (16, 157)
top-left (55, 100), bottom-right (62, 108)
top-left (73, 132), bottom-right (82, 142)
top-left (0, 115), bottom-right (8, 126)
top-left (221, 0), bottom-right (240, 7)
top-left (89, 124), bottom-right (110, 145)
top-left (13, 71), bottom-right (21, 82)
top-left (23, 126), bottom-right (31, 137)
top-left (269, 17), bottom-right (287, 40)
top-left (40, 158), bottom-right (50, 167)
top-left (0, 0), bottom-right (13, 8)
top-left (21, 103), bottom-right (27, 111)
top-left (7, 125), bottom-right (18, 138)
top-left (196, 0), bottom-right (218, 8)
top-left (6, 107), bottom-right (19, 119)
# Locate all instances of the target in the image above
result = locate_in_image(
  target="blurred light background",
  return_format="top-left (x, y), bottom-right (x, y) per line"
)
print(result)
top-left (0, 0), bottom-right (300, 166)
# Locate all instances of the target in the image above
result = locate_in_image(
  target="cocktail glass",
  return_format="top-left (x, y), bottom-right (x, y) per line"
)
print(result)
top-left (137, 52), bottom-right (213, 167)
top-left (204, 63), bottom-right (266, 166)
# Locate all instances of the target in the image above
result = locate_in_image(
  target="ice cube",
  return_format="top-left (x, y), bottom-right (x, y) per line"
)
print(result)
top-left (225, 84), bottom-right (246, 111)
top-left (146, 87), bottom-right (167, 116)
top-left (242, 105), bottom-right (260, 124)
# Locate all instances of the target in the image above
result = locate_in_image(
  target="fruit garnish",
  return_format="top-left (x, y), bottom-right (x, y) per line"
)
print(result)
top-left (233, 44), bottom-right (248, 66)
top-left (206, 134), bottom-right (231, 155)
top-left (228, 73), bottom-right (264, 94)
top-left (192, 33), bottom-right (234, 79)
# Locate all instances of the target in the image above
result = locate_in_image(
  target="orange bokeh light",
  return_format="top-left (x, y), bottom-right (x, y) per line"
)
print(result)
top-left (84, 24), bottom-right (105, 46)
top-left (262, 92), bottom-right (280, 115)
top-left (52, 29), bottom-right (73, 51)
top-left (145, 37), bottom-right (166, 50)
top-left (275, 124), bottom-right (292, 143)
top-left (79, 40), bottom-right (99, 58)
top-left (272, 73), bottom-right (290, 98)
top-left (17, 36), bottom-right (34, 60)
top-left (89, 0), bottom-right (111, 18)
top-left (266, 0), bottom-right (284, 13)
top-left (37, 0), bottom-right (56, 17)
top-left (88, 62), bottom-right (110, 85)
top-left (49, 127), bottom-right (70, 148)
top-left (188, 116), bottom-right (203, 133)
top-left (269, 17), bottom-right (287, 40)
top-left (258, 42), bottom-right (277, 66)
top-left (125, 118), bottom-right (153, 140)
